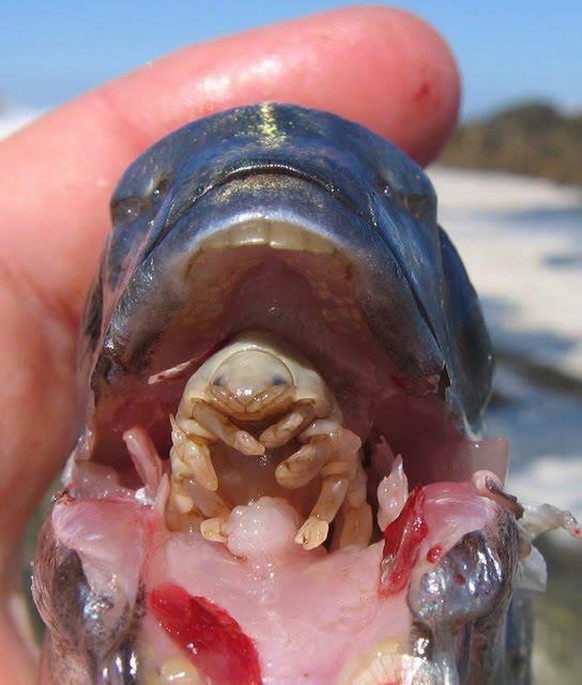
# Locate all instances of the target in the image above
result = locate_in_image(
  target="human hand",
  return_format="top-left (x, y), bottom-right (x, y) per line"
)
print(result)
top-left (0, 7), bottom-right (459, 682)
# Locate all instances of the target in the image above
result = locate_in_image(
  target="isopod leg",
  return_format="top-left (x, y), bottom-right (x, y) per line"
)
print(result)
top-left (191, 400), bottom-right (265, 455)
top-left (260, 401), bottom-right (317, 448)
top-left (333, 463), bottom-right (373, 549)
top-left (275, 437), bottom-right (332, 489)
top-left (293, 428), bottom-right (368, 550)
top-left (295, 476), bottom-right (349, 550)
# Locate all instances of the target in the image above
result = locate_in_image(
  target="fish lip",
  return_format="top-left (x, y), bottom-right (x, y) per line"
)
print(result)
top-left (147, 165), bottom-right (446, 386)
top-left (141, 161), bottom-right (375, 265)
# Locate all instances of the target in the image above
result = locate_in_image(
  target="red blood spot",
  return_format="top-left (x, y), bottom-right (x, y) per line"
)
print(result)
top-left (380, 486), bottom-right (428, 596)
top-left (391, 374), bottom-right (408, 389)
top-left (455, 574), bottom-right (467, 586)
top-left (426, 544), bottom-right (443, 564)
top-left (414, 81), bottom-right (431, 103)
top-left (55, 488), bottom-right (75, 505)
top-left (149, 583), bottom-right (261, 685)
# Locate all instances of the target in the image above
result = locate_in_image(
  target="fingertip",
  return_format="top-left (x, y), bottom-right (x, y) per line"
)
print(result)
top-left (378, 7), bottom-right (461, 164)
top-left (0, 5), bottom-right (461, 324)
top-left (89, 5), bottom-right (460, 166)
top-left (325, 5), bottom-right (461, 164)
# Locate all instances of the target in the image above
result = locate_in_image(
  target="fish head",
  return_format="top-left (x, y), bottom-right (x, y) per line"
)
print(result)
top-left (33, 104), bottom-right (531, 685)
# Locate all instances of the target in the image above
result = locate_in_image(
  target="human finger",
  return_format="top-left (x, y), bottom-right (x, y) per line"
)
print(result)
top-left (0, 6), bottom-right (459, 330)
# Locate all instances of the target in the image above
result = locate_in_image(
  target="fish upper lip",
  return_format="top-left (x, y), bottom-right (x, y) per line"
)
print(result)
top-left (156, 164), bottom-right (440, 368)
top-left (84, 171), bottom-right (488, 476)
top-left (157, 161), bottom-right (375, 253)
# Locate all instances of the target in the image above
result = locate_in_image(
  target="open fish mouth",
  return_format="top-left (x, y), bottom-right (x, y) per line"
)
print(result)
top-left (31, 105), bottom-right (578, 685)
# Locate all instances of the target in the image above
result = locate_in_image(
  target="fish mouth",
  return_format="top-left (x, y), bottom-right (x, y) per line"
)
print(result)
top-left (34, 175), bottom-right (517, 684)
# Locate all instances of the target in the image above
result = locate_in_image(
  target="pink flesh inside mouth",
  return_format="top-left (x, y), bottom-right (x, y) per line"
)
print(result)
top-left (34, 243), bottom-right (519, 684)
top-left (42, 441), bottom-right (512, 684)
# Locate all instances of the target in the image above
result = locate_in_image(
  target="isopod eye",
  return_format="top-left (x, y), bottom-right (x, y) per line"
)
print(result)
top-left (212, 375), bottom-right (226, 386)
top-left (271, 376), bottom-right (289, 386)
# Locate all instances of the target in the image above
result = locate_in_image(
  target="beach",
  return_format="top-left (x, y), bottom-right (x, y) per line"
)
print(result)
top-left (430, 166), bottom-right (582, 519)
top-left (430, 166), bottom-right (582, 685)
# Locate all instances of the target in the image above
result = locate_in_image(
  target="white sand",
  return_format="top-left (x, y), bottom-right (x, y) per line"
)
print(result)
top-left (429, 167), bottom-right (582, 521)
top-left (429, 166), bottom-right (582, 212)
top-left (430, 166), bottom-right (582, 380)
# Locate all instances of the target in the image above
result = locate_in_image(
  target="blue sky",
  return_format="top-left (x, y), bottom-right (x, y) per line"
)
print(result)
top-left (2, 1), bottom-right (580, 119)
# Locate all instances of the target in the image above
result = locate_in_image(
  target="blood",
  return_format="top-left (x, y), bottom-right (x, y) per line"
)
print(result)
top-left (426, 544), bottom-right (443, 564)
top-left (149, 583), bottom-right (262, 685)
top-left (53, 488), bottom-right (75, 505)
top-left (414, 81), bottom-right (431, 103)
top-left (380, 486), bottom-right (428, 596)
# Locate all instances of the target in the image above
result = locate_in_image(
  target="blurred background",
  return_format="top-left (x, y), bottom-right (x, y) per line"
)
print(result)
top-left (3, 2), bottom-right (581, 683)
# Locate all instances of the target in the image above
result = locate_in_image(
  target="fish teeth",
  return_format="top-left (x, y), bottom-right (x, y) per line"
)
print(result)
top-left (232, 220), bottom-right (270, 246)
top-left (199, 220), bottom-right (339, 256)
top-left (305, 232), bottom-right (336, 254)
top-left (201, 230), bottom-right (232, 251)
top-left (268, 222), bottom-right (307, 250)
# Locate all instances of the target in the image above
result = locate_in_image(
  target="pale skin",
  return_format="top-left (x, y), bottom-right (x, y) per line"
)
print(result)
top-left (0, 6), bottom-right (460, 683)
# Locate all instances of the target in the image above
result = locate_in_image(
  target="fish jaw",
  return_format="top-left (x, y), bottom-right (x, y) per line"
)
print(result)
top-left (34, 479), bottom-right (518, 685)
